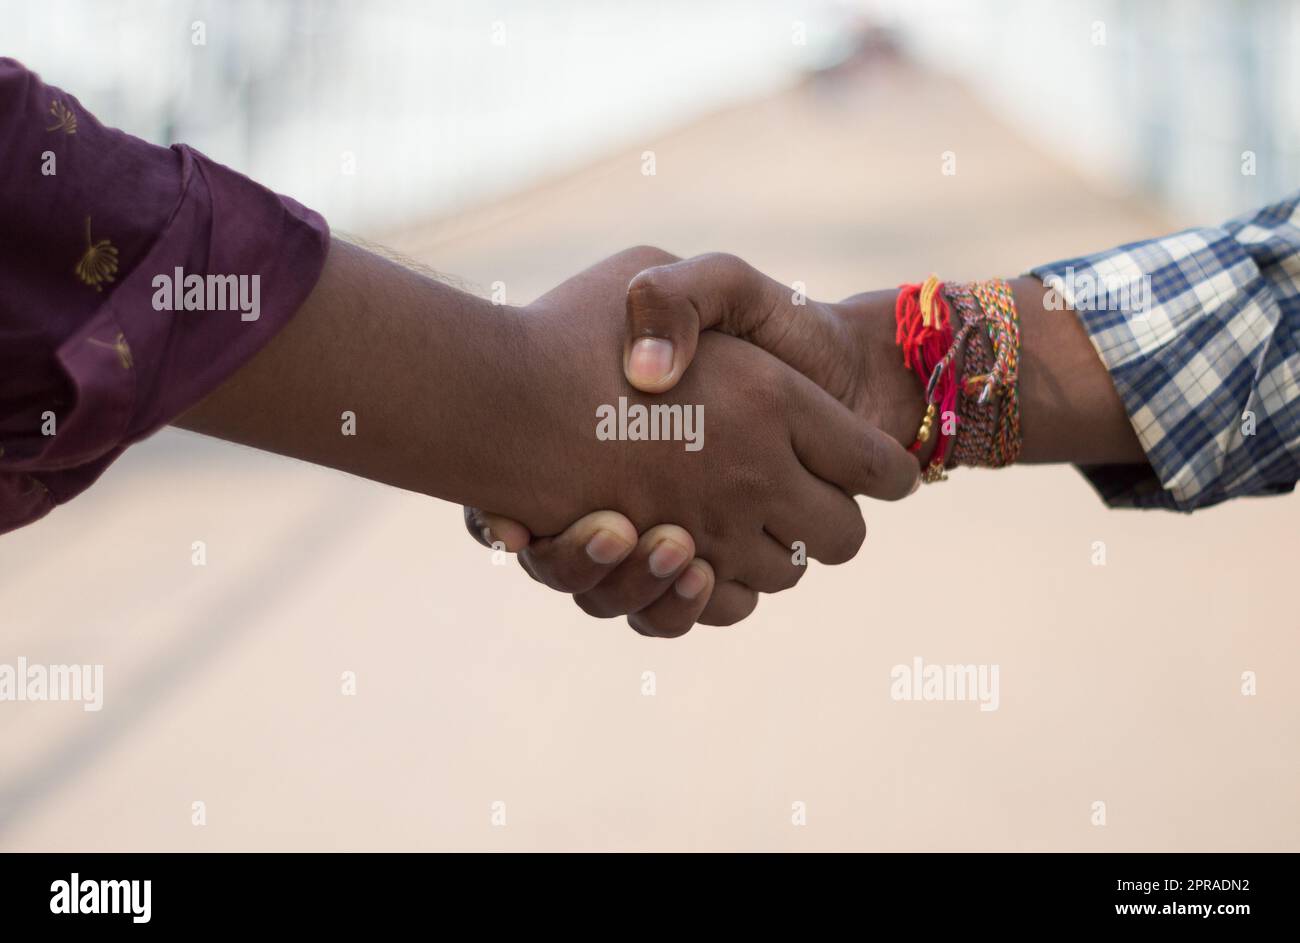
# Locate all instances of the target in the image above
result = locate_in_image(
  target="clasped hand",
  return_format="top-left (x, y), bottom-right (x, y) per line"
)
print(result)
top-left (464, 247), bottom-right (921, 636)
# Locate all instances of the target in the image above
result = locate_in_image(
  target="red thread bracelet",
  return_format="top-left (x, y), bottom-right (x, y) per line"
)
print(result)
top-left (895, 275), bottom-right (961, 480)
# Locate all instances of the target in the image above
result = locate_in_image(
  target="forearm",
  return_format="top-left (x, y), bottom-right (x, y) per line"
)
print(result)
top-left (845, 276), bottom-right (1145, 467)
top-left (175, 236), bottom-right (531, 510)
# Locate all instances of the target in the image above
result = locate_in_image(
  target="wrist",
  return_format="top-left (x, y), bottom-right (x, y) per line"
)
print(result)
top-left (833, 289), bottom-right (941, 466)
top-left (478, 303), bottom-right (579, 517)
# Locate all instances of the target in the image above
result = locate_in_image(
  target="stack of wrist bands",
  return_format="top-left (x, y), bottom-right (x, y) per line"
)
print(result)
top-left (894, 276), bottom-right (1022, 482)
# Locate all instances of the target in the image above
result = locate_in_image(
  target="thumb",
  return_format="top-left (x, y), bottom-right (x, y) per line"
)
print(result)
top-left (624, 253), bottom-right (782, 393)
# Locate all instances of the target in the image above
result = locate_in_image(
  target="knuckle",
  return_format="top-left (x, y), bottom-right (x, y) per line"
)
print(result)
top-left (727, 465), bottom-right (777, 507)
top-left (701, 251), bottom-right (744, 277)
top-left (762, 561), bottom-right (805, 593)
top-left (699, 589), bottom-right (758, 626)
top-left (518, 547), bottom-right (571, 592)
top-left (755, 571), bottom-right (796, 595)
top-left (739, 566), bottom-right (791, 595)
top-left (620, 245), bottom-right (678, 272)
top-left (628, 610), bottom-right (689, 638)
top-left (858, 432), bottom-right (880, 491)
top-left (648, 525), bottom-right (695, 560)
top-left (546, 566), bottom-right (588, 595)
top-left (573, 591), bottom-right (621, 620)
top-left (516, 554), bottom-right (544, 584)
top-left (628, 608), bottom-right (697, 638)
top-left (821, 511), bottom-right (867, 565)
top-left (701, 253), bottom-right (762, 320)
top-left (626, 617), bottom-right (660, 638)
top-left (655, 620), bottom-right (693, 639)
top-left (701, 251), bottom-right (748, 283)
top-left (626, 271), bottom-right (688, 336)
top-left (626, 266), bottom-right (668, 303)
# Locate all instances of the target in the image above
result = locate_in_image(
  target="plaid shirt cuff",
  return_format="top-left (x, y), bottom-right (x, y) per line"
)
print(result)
top-left (1029, 193), bottom-right (1300, 511)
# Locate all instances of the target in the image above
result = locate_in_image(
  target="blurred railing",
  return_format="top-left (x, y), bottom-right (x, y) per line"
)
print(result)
top-left (3, 0), bottom-right (851, 231)
top-left (876, 0), bottom-right (1300, 221)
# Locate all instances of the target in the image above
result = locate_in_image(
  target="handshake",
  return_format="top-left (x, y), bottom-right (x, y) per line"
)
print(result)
top-left (461, 247), bottom-right (931, 637)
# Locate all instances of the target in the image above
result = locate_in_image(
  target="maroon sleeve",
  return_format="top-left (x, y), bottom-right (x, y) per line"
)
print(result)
top-left (0, 58), bottom-right (329, 534)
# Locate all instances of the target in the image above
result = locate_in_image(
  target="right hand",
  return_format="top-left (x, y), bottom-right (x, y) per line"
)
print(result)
top-left (466, 248), bottom-right (920, 634)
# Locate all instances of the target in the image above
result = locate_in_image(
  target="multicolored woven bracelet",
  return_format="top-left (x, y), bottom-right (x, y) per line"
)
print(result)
top-left (947, 286), bottom-right (998, 468)
top-left (964, 279), bottom-right (1022, 467)
top-left (895, 276), bottom-right (1023, 479)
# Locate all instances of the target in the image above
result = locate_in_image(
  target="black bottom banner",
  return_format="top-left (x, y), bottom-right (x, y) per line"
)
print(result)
top-left (0, 851), bottom-right (1286, 931)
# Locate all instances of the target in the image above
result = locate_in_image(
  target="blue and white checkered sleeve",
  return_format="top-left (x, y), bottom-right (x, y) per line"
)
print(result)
top-left (1029, 192), bottom-right (1300, 511)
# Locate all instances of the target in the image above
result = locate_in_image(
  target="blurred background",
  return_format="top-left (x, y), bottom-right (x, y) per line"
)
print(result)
top-left (1, 0), bottom-right (1297, 851)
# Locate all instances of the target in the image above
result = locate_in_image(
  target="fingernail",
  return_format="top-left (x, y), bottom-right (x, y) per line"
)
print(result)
top-left (628, 337), bottom-right (674, 384)
top-left (674, 563), bottom-right (709, 600)
top-left (481, 525), bottom-right (496, 546)
top-left (585, 529), bottom-right (631, 565)
top-left (648, 539), bottom-right (690, 578)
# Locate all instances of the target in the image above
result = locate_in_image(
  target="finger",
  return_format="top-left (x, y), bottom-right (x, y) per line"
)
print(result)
top-left (517, 510), bottom-right (638, 594)
top-left (765, 477), bottom-right (867, 566)
top-left (697, 580), bottom-right (759, 626)
top-left (789, 377), bottom-right (921, 501)
top-left (626, 559), bottom-right (715, 638)
top-left (463, 506), bottom-right (531, 553)
top-left (573, 524), bottom-right (695, 619)
top-left (624, 253), bottom-right (779, 393)
top-left (731, 529), bottom-right (807, 595)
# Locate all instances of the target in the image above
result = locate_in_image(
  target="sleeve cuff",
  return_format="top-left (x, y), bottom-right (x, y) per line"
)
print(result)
top-left (1030, 227), bottom-right (1284, 511)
